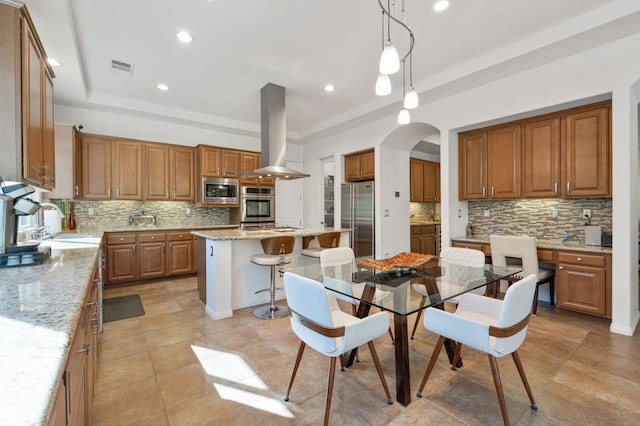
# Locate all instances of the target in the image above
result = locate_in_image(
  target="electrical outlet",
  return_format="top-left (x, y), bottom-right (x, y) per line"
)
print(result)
top-left (483, 210), bottom-right (490, 217)
top-left (583, 209), bottom-right (591, 219)
top-left (551, 209), bottom-right (558, 218)
top-left (88, 207), bottom-right (94, 215)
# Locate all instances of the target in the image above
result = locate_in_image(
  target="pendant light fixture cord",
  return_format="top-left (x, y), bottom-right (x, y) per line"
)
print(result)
top-left (377, 0), bottom-right (414, 62)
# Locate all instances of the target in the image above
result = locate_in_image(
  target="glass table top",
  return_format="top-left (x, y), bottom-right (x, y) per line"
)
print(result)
top-left (283, 257), bottom-right (522, 316)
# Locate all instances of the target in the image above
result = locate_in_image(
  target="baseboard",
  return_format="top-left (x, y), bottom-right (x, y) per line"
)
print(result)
top-left (205, 304), bottom-right (233, 320)
top-left (609, 311), bottom-right (640, 336)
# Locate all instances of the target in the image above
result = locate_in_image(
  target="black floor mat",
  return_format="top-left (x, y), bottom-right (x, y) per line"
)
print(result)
top-left (103, 294), bottom-right (145, 323)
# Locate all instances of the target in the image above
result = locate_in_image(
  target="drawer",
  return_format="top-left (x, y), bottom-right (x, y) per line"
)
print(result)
top-left (557, 251), bottom-right (606, 267)
top-left (106, 233), bottom-right (137, 245)
top-left (168, 231), bottom-right (193, 241)
top-left (537, 249), bottom-right (555, 262)
top-left (420, 225), bottom-right (436, 235)
top-left (139, 232), bottom-right (166, 243)
top-left (452, 241), bottom-right (486, 253)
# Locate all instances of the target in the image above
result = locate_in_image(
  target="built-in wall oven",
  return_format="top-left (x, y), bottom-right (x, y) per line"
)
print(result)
top-left (240, 186), bottom-right (275, 226)
top-left (202, 177), bottom-right (239, 205)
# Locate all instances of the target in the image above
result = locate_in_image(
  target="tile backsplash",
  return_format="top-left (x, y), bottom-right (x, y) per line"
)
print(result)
top-left (47, 199), bottom-right (232, 231)
top-left (467, 198), bottom-right (612, 242)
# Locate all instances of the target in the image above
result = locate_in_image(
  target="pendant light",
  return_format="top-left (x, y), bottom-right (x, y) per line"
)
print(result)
top-left (375, 0), bottom-right (417, 123)
top-left (375, 74), bottom-right (392, 96)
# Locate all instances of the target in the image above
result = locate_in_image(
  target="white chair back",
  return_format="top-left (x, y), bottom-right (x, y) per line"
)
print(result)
top-left (320, 247), bottom-right (357, 305)
top-left (489, 235), bottom-right (540, 277)
top-left (284, 272), bottom-right (338, 353)
top-left (495, 274), bottom-right (537, 354)
top-left (440, 246), bottom-right (485, 267)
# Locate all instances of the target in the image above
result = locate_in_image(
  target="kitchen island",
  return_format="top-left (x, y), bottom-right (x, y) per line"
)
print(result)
top-left (0, 235), bottom-right (102, 425)
top-left (191, 227), bottom-right (352, 320)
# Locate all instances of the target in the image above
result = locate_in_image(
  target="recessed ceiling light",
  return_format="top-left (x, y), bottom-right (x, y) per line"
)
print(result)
top-left (324, 84), bottom-right (335, 92)
top-left (157, 83), bottom-right (170, 91)
top-left (434, 0), bottom-right (449, 12)
top-left (47, 58), bottom-right (61, 67)
top-left (176, 31), bottom-right (194, 43)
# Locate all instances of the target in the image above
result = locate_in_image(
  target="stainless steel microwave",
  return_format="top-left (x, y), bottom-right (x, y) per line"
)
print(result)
top-left (202, 177), bottom-right (239, 205)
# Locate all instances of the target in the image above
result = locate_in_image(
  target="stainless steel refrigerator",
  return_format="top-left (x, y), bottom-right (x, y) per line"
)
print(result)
top-left (341, 181), bottom-right (374, 258)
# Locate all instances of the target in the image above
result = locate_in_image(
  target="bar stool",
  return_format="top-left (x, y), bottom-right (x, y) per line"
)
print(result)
top-left (251, 236), bottom-right (295, 319)
top-left (301, 231), bottom-right (341, 258)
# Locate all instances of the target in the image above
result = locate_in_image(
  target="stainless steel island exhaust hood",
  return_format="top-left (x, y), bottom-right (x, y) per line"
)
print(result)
top-left (241, 83), bottom-right (309, 180)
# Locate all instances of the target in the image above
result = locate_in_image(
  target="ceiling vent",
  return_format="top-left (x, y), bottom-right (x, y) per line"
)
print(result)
top-left (110, 59), bottom-right (134, 76)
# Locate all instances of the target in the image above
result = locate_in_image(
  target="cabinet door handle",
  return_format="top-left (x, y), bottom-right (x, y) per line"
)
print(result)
top-left (491, 186), bottom-right (495, 197)
top-left (559, 266), bottom-right (564, 270)
top-left (577, 257), bottom-right (583, 262)
top-left (75, 185), bottom-right (79, 197)
top-left (482, 186), bottom-right (486, 197)
top-left (567, 182), bottom-right (571, 194)
top-left (173, 190), bottom-right (176, 199)
top-left (166, 191), bottom-right (169, 198)
top-left (116, 188), bottom-right (120, 198)
top-left (132, 246), bottom-right (136, 255)
top-left (163, 243), bottom-right (165, 249)
top-left (108, 188), bottom-right (111, 199)
top-left (77, 344), bottom-right (91, 354)
top-left (210, 246), bottom-right (214, 257)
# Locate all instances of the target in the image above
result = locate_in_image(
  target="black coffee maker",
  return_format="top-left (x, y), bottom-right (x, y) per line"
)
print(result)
top-left (0, 179), bottom-right (41, 254)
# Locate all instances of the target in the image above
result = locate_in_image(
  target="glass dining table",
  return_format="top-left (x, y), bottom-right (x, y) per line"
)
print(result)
top-left (283, 255), bottom-right (522, 406)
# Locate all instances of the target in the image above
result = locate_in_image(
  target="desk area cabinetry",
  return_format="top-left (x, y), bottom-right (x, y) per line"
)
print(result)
top-left (451, 237), bottom-right (611, 318)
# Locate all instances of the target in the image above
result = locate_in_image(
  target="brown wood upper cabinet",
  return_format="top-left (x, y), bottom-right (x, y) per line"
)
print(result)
top-left (143, 144), bottom-right (195, 201)
top-left (0, 4), bottom-right (56, 189)
top-left (459, 125), bottom-right (521, 200)
top-left (239, 151), bottom-right (275, 186)
top-left (459, 100), bottom-right (611, 200)
top-left (522, 116), bottom-right (561, 198)
top-left (561, 103), bottom-right (611, 197)
top-left (198, 145), bottom-right (240, 178)
top-left (345, 149), bottom-right (375, 181)
top-left (80, 135), bottom-right (143, 200)
top-left (410, 158), bottom-right (440, 202)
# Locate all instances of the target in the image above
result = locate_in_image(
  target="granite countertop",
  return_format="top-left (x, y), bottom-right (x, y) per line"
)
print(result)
top-left (410, 221), bottom-right (441, 225)
top-left (192, 227), bottom-right (352, 241)
top-left (0, 239), bottom-right (101, 425)
top-left (451, 234), bottom-right (613, 254)
top-left (86, 224), bottom-right (239, 234)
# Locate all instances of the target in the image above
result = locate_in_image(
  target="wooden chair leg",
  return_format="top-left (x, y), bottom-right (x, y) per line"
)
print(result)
top-left (410, 295), bottom-right (427, 339)
top-left (451, 342), bottom-right (463, 370)
top-left (549, 277), bottom-right (555, 306)
top-left (367, 341), bottom-right (393, 404)
top-left (388, 326), bottom-right (394, 344)
top-left (324, 356), bottom-right (338, 426)
top-left (488, 355), bottom-right (510, 426)
top-left (284, 341), bottom-right (306, 402)
top-left (511, 351), bottom-right (537, 410)
top-left (532, 285), bottom-right (539, 315)
top-left (417, 336), bottom-right (445, 397)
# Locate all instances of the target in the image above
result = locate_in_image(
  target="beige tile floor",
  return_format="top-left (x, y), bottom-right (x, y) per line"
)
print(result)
top-left (94, 276), bottom-right (640, 425)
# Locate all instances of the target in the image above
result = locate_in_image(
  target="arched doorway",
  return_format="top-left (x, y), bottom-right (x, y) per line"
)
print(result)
top-left (376, 122), bottom-right (440, 257)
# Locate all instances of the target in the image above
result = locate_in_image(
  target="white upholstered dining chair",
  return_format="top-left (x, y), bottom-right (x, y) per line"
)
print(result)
top-left (416, 274), bottom-right (538, 426)
top-left (320, 247), bottom-right (394, 343)
top-left (282, 272), bottom-right (393, 426)
top-left (490, 234), bottom-right (555, 314)
top-left (410, 246), bottom-right (486, 339)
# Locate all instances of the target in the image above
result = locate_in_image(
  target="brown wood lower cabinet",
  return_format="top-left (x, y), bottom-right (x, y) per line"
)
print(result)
top-left (450, 240), bottom-right (611, 318)
top-left (557, 252), bottom-right (609, 317)
top-left (48, 262), bottom-right (99, 425)
top-left (410, 225), bottom-right (436, 256)
top-left (139, 232), bottom-right (167, 279)
top-left (106, 230), bottom-right (197, 284)
top-left (167, 232), bottom-right (195, 275)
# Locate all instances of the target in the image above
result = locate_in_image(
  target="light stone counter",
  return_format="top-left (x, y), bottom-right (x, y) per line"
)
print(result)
top-left (191, 227), bottom-right (352, 319)
top-left (0, 240), bottom-right (100, 425)
top-left (451, 234), bottom-right (613, 255)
